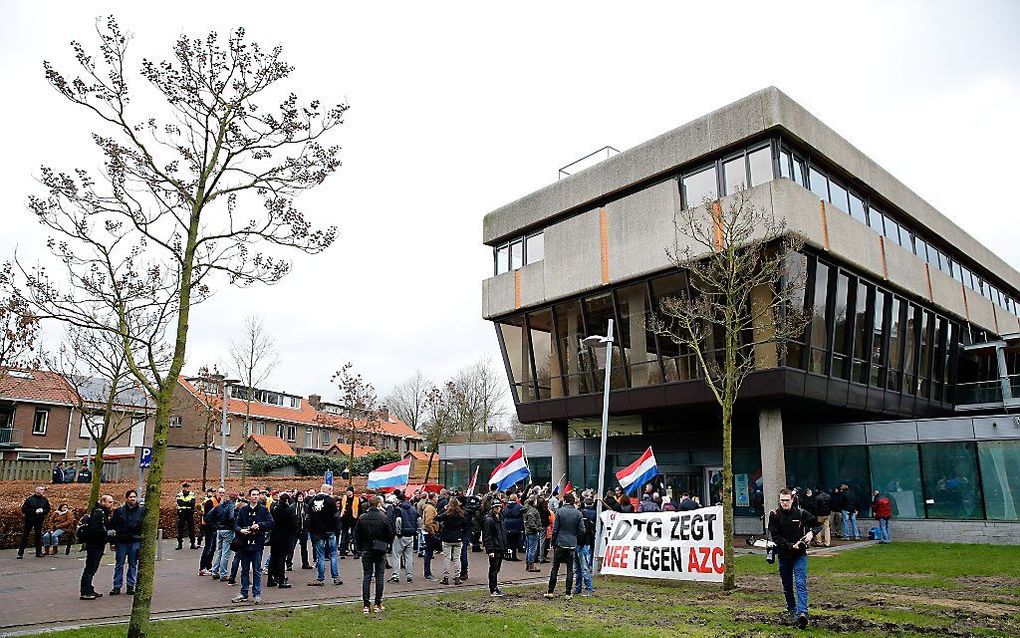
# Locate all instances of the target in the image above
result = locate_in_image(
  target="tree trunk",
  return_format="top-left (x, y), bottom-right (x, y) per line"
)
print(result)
top-left (241, 402), bottom-right (252, 487)
top-left (722, 400), bottom-right (735, 591)
top-left (88, 445), bottom-right (105, 510)
top-left (424, 449), bottom-right (436, 485)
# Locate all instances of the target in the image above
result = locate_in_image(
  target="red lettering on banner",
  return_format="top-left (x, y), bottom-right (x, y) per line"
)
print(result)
top-left (606, 545), bottom-right (630, 569)
top-left (619, 546), bottom-right (629, 568)
top-left (711, 547), bottom-right (725, 574)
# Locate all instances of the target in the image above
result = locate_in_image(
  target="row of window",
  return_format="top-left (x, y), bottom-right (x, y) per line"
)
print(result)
top-left (680, 143), bottom-right (773, 208)
top-left (788, 253), bottom-right (961, 402)
top-left (493, 231), bottom-right (544, 276)
top-left (27, 408), bottom-right (147, 447)
top-left (230, 385), bottom-right (302, 409)
top-left (788, 149), bottom-right (1020, 317)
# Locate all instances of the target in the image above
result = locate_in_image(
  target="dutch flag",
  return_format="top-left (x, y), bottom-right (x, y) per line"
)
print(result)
top-left (488, 446), bottom-right (530, 492)
top-left (367, 457), bottom-right (411, 490)
top-left (615, 446), bottom-right (659, 496)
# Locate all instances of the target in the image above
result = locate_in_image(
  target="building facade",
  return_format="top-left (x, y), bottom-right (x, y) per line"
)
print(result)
top-left (476, 87), bottom-right (1020, 539)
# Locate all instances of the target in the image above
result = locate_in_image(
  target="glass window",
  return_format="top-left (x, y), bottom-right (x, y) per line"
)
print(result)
top-left (852, 282), bottom-right (870, 384)
top-left (819, 446), bottom-right (870, 513)
top-left (870, 291), bottom-right (887, 387)
top-left (651, 272), bottom-right (699, 381)
top-left (832, 273), bottom-right (851, 379)
top-left (509, 239), bottom-right (523, 271)
top-left (921, 442), bottom-right (983, 519)
top-left (526, 233), bottom-right (544, 264)
top-left (808, 262), bottom-right (830, 375)
top-left (828, 181), bottom-right (849, 213)
top-left (553, 300), bottom-right (594, 396)
top-left (883, 217), bottom-right (901, 247)
top-left (682, 166), bottom-right (718, 208)
top-left (848, 193), bottom-right (866, 224)
top-left (956, 263), bottom-right (968, 286)
top-left (494, 247), bottom-right (508, 275)
top-left (498, 316), bottom-right (535, 402)
top-left (809, 167), bottom-right (828, 200)
top-left (616, 284), bottom-right (661, 388)
top-left (902, 305), bottom-right (920, 395)
top-left (868, 206), bottom-right (885, 235)
top-left (748, 146), bottom-right (772, 187)
top-left (869, 445), bottom-right (924, 519)
top-left (733, 448), bottom-right (763, 517)
top-left (779, 150), bottom-right (792, 179)
top-left (32, 409), bottom-right (48, 435)
top-left (792, 156), bottom-right (806, 187)
top-left (723, 155), bottom-right (747, 195)
top-left (887, 297), bottom-right (902, 391)
top-left (914, 236), bottom-right (928, 262)
top-left (785, 252), bottom-right (809, 370)
top-left (978, 441), bottom-right (1020, 520)
top-left (528, 310), bottom-right (559, 399)
top-left (785, 447), bottom-right (820, 493)
top-left (583, 293), bottom-right (626, 390)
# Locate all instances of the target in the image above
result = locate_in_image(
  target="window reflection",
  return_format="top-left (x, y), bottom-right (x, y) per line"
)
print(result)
top-left (552, 300), bottom-right (594, 396)
top-left (682, 165), bottom-right (718, 208)
top-left (583, 293), bottom-right (627, 390)
top-left (616, 283), bottom-right (662, 387)
top-left (497, 317), bottom-right (534, 403)
top-left (809, 262), bottom-right (830, 375)
top-left (723, 156), bottom-right (746, 195)
top-left (526, 232), bottom-right (544, 264)
top-left (528, 309), bottom-right (559, 400)
top-left (748, 146), bottom-right (772, 187)
top-left (651, 272), bottom-right (699, 381)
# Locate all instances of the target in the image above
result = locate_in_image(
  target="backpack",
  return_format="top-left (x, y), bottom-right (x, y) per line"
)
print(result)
top-left (75, 512), bottom-right (91, 542)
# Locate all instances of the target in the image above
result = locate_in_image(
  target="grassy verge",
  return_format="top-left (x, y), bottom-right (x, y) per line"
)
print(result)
top-left (39, 542), bottom-right (1020, 638)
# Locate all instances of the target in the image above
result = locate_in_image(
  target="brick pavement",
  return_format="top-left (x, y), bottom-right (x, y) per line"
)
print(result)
top-left (0, 541), bottom-right (546, 635)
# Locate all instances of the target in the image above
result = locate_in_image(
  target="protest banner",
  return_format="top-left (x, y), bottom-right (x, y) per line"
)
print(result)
top-left (600, 506), bottom-right (725, 582)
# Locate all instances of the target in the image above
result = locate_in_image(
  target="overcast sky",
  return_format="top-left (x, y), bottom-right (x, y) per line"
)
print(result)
top-left (1, 1), bottom-right (1018, 409)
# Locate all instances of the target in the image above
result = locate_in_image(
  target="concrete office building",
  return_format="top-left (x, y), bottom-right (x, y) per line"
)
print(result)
top-left (458, 87), bottom-right (1020, 542)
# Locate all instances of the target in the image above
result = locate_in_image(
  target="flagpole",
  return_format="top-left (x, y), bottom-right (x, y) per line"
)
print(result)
top-left (592, 318), bottom-right (614, 578)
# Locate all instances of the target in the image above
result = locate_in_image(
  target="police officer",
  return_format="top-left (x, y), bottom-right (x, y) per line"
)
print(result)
top-left (767, 487), bottom-right (822, 629)
top-left (175, 482), bottom-right (197, 550)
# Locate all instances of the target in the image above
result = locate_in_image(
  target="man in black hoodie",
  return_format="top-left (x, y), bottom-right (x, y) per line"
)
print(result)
top-left (355, 495), bottom-right (394, 614)
top-left (768, 488), bottom-right (822, 629)
top-left (839, 485), bottom-right (860, 541)
top-left (18, 486), bottom-right (50, 559)
top-left (813, 488), bottom-right (833, 547)
top-left (307, 484), bottom-right (342, 586)
top-left (110, 489), bottom-right (144, 595)
top-left (80, 494), bottom-right (114, 600)
top-left (482, 499), bottom-right (507, 597)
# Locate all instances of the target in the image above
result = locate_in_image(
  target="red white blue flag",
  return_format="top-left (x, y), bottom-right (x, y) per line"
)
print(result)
top-left (615, 446), bottom-right (658, 495)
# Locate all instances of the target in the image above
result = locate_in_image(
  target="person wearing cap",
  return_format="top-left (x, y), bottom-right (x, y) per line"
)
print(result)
top-left (482, 498), bottom-right (507, 597)
top-left (175, 482), bottom-right (197, 550)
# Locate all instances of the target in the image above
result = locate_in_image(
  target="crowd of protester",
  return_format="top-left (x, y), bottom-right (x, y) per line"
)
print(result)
top-left (778, 485), bottom-right (894, 545)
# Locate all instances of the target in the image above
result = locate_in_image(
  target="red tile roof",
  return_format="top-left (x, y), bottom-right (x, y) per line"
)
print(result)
top-left (241, 434), bottom-right (297, 457)
top-left (406, 450), bottom-right (434, 462)
top-left (325, 443), bottom-right (378, 458)
top-left (0, 369), bottom-right (77, 405)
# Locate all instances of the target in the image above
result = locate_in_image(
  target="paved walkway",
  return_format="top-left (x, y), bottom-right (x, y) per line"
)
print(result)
top-left (0, 541), bottom-right (546, 636)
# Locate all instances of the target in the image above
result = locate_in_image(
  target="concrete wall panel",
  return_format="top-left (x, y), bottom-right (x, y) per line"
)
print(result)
top-left (994, 303), bottom-right (1019, 335)
top-left (543, 208), bottom-right (603, 301)
top-left (826, 206), bottom-right (886, 283)
top-left (605, 180), bottom-right (679, 283)
top-left (518, 260), bottom-right (546, 309)
top-left (929, 269), bottom-right (967, 320)
top-left (883, 242), bottom-right (929, 299)
top-left (771, 179), bottom-right (826, 251)
top-left (481, 272), bottom-right (516, 319)
top-left (965, 288), bottom-right (995, 333)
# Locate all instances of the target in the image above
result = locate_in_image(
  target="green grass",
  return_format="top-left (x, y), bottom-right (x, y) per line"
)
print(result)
top-left (39, 542), bottom-right (1020, 638)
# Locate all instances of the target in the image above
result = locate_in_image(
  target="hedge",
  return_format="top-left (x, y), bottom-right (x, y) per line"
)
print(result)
top-left (246, 450), bottom-right (402, 477)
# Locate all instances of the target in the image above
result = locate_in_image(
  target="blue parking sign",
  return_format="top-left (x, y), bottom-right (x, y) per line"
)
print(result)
top-left (139, 446), bottom-right (153, 468)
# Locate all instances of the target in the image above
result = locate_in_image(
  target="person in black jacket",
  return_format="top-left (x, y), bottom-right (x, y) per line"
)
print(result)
top-left (482, 500), bottom-right (507, 597)
top-left (435, 497), bottom-right (468, 585)
top-left (80, 494), bottom-right (114, 600)
top-left (291, 490), bottom-right (311, 570)
top-left (767, 488), bottom-right (822, 629)
top-left (231, 488), bottom-right (274, 604)
top-left (109, 490), bottom-right (144, 595)
top-left (52, 462), bottom-right (65, 484)
top-left (813, 489), bottom-right (833, 547)
top-left (838, 485), bottom-right (860, 541)
top-left (267, 493), bottom-right (297, 588)
top-left (18, 486), bottom-right (51, 559)
top-left (307, 484), bottom-right (341, 586)
top-left (355, 495), bottom-right (395, 614)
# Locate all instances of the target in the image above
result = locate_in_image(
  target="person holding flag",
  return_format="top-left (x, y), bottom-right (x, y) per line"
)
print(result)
top-left (488, 446), bottom-right (530, 492)
top-left (614, 447), bottom-right (659, 496)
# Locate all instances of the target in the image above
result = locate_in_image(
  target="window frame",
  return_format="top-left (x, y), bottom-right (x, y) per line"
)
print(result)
top-left (32, 409), bottom-right (49, 436)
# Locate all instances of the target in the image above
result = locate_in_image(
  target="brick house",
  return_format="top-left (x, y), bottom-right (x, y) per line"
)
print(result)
top-left (165, 376), bottom-right (423, 478)
top-left (0, 369), bottom-right (155, 478)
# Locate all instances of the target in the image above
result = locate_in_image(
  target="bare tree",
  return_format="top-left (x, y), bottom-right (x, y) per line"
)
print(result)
top-left (649, 189), bottom-right (808, 591)
top-left (386, 370), bottom-right (430, 432)
top-left (451, 357), bottom-right (509, 441)
top-left (0, 262), bottom-right (41, 387)
top-left (229, 315), bottom-right (278, 485)
top-left (508, 414), bottom-right (551, 441)
top-left (54, 324), bottom-right (154, 507)
top-left (187, 365), bottom-right (227, 491)
top-left (420, 381), bottom-right (463, 484)
top-left (321, 363), bottom-right (384, 485)
top-left (15, 19), bottom-right (345, 637)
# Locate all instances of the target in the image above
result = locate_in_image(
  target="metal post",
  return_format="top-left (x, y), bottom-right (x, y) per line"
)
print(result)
top-left (156, 528), bottom-right (163, 561)
top-left (220, 380), bottom-right (229, 488)
top-left (593, 318), bottom-right (614, 577)
top-left (137, 459), bottom-right (143, 504)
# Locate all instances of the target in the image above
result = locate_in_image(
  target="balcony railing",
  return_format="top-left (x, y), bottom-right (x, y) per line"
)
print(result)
top-left (0, 428), bottom-right (24, 447)
top-left (955, 375), bottom-right (1020, 410)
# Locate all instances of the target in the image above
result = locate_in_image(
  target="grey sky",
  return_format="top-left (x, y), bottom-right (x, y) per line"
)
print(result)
top-left (1, 1), bottom-right (1018, 407)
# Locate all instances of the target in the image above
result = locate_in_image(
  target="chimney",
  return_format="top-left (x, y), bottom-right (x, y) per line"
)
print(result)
top-left (308, 394), bottom-right (322, 410)
top-left (379, 405), bottom-right (389, 421)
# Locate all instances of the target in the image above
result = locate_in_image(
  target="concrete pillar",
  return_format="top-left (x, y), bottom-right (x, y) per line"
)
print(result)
top-left (551, 419), bottom-right (569, 491)
top-left (758, 406), bottom-right (787, 514)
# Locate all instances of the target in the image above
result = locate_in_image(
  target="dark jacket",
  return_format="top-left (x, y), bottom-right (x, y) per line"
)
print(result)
top-left (800, 493), bottom-right (817, 515)
top-left (482, 513), bottom-right (507, 554)
top-left (551, 506), bottom-right (585, 549)
top-left (435, 508), bottom-right (468, 543)
top-left (110, 503), bottom-right (144, 543)
top-left (307, 493), bottom-right (339, 536)
top-left (232, 503), bottom-right (274, 550)
top-left (814, 491), bottom-right (833, 517)
top-left (389, 499), bottom-right (420, 537)
top-left (579, 506), bottom-right (597, 548)
top-left (638, 497), bottom-right (660, 513)
top-left (839, 490), bottom-right (858, 513)
top-left (767, 507), bottom-right (821, 558)
top-left (502, 502), bottom-right (524, 534)
top-left (52, 467), bottom-right (64, 484)
top-left (522, 503), bottom-right (542, 535)
top-left (176, 491), bottom-right (196, 514)
top-left (355, 507), bottom-right (394, 553)
top-left (22, 494), bottom-right (51, 522)
top-left (210, 499), bottom-right (237, 531)
top-left (271, 502), bottom-right (298, 547)
top-left (678, 498), bottom-right (698, 511)
top-left (294, 500), bottom-right (310, 533)
top-left (82, 504), bottom-right (112, 547)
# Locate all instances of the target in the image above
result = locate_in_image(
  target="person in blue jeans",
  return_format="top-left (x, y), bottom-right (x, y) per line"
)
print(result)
top-left (768, 488), bottom-right (822, 629)
top-left (572, 498), bottom-right (596, 595)
top-left (109, 489), bottom-right (144, 595)
top-left (210, 492), bottom-right (238, 579)
top-left (231, 488), bottom-right (274, 604)
top-left (522, 498), bottom-right (543, 571)
top-left (839, 484), bottom-right (859, 540)
top-left (307, 484), bottom-right (342, 586)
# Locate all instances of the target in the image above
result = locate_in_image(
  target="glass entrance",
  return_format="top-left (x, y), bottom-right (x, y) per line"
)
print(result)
top-left (665, 472), bottom-right (703, 504)
top-left (706, 467), bottom-right (724, 507)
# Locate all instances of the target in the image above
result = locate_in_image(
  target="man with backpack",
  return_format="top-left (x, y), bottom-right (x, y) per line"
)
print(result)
top-left (813, 488), bottom-right (833, 547)
top-left (79, 494), bottom-right (115, 600)
top-left (109, 489), bottom-right (144, 595)
top-left (387, 489), bottom-right (420, 584)
top-left (768, 487), bottom-right (822, 629)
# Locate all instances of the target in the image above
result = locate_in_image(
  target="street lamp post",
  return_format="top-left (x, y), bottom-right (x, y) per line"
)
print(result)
top-left (219, 377), bottom-right (240, 488)
top-left (582, 318), bottom-right (614, 577)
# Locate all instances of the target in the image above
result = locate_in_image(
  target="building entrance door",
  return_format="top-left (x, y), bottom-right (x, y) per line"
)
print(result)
top-left (665, 472), bottom-right (702, 505)
top-left (705, 466), bottom-right (724, 507)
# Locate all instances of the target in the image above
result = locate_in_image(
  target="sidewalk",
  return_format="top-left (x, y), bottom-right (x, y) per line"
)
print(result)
top-left (0, 541), bottom-right (545, 636)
